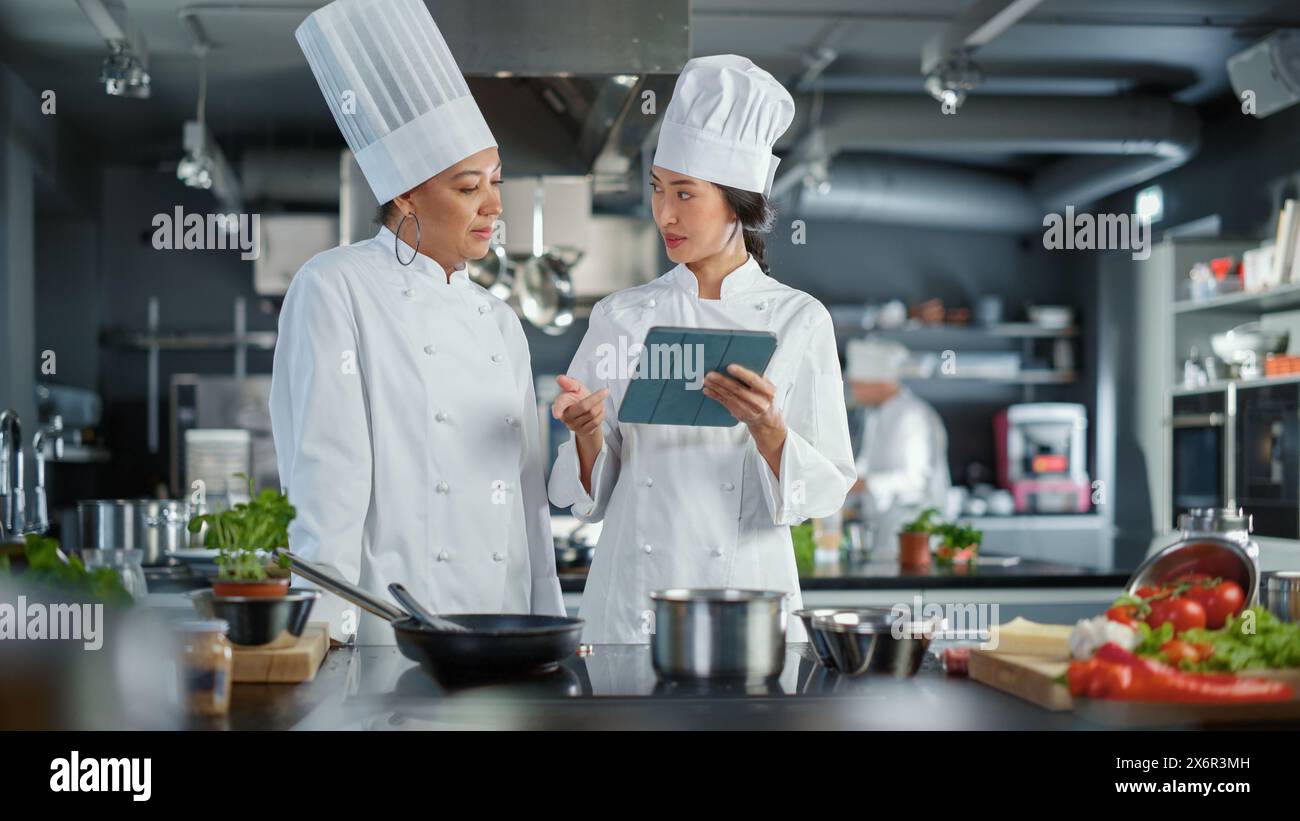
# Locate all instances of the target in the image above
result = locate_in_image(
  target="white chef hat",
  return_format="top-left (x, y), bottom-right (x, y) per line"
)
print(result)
top-left (296, 0), bottom-right (496, 205)
top-left (846, 337), bottom-right (910, 383)
top-left (652, 55), bottom-right (794, 197)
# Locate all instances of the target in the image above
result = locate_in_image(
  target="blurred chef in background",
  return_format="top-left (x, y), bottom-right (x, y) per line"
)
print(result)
top-left (272, 0), bottom-right (564, 646)
top-left (846, 337), bottom-right (951, 559)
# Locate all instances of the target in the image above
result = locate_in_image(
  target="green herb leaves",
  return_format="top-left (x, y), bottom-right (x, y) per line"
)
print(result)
top-left (3, 534), bottom-right (133, 606)
top-left (187, 473), bottom-right (296, 581)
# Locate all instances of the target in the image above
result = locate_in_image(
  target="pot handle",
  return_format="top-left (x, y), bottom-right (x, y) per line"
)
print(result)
top-left (274, 549), bottom-right (408, 623)
top-left (143, 507), bottom-right (180, 528)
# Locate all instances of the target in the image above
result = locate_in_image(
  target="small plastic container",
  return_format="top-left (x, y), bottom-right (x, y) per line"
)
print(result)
top-left (177, 619), bottom-right (233, 716)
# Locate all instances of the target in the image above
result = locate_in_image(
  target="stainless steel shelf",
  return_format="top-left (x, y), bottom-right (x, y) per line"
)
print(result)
top-left (870, 322), bottom-right (1077, 339)
top-left (1171, 372), bottom-right (1300, 396)
top-left (902, 370), bottom-right (1077, 385)
top-left (104, 331), bottom-right (278, 351)
top-left (1172, 282), bottom-right (1300, 315)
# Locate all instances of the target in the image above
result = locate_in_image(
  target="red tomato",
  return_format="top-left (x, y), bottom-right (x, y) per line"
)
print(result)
top-left (1160, 639), bottom-right (1200, 666)
top-left (1105, 605), bottom-right (1140, 626)
top-left (1135, 586), bottom-right (1162, 600)
top-left (1145, 596), bottom-right (1207, 633)
top-left (1199, 581), bottom-right (1245, 629)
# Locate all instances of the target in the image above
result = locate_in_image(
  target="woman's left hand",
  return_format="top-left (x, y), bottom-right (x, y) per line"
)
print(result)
top-left (702, 364), bottom-right (788, 476)
top-left (703, 364), bottom-right (783, 433)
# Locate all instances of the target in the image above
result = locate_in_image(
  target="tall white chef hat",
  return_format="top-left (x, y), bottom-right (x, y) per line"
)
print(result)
top-left (846, 337), bottom-right (910, 383)
top-left (296, 0), bottom-right (496, 205)
top-left (652, 55), bottom-right (794, 197)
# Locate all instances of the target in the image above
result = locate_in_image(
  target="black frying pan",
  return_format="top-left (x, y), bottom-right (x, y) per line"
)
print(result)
top-left (279, 551), bottom-right (584, 682)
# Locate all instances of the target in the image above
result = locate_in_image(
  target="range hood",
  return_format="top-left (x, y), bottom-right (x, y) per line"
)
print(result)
top-left (239, 0), bottom-right (689, 210)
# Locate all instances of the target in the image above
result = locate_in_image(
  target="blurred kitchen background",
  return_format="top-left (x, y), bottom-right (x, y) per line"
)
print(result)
top-left (3, 0), bottom-right (1300, 576)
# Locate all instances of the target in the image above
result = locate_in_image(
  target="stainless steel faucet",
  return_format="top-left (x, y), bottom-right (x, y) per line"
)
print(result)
top-left (0, 410), bottom-right (24, 537)
top-left (30, 415), bottom-right (65, 536)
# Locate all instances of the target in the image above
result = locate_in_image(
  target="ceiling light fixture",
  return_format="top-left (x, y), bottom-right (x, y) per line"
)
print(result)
top-left (99, 41), bottom-right (150, 98)
top-left (78, 0), bottom-right (151, 98)
top-left (924, 50), bottom-right (983, 112)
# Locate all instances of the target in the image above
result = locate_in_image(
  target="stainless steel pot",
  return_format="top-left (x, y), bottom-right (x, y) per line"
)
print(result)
top-left (649, 588), bottom-right (788, 681)
top-left (1266, 572), bottom-right (1300, 624)
top-left (76, 499), bottom-right (203, 566)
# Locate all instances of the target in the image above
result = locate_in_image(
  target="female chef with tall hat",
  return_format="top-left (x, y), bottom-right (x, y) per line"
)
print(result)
top-left (548, 55), bottom-right (856, 644)
top-left (273, 0), bottom-right (564, 645)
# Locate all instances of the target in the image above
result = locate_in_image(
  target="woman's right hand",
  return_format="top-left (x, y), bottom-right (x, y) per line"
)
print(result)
top-left (553, 375), bottom-right (608, 447)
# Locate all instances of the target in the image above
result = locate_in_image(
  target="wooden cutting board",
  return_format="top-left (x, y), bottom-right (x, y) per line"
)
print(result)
top-left (230, 623), bottom-right (329, 683)
top-left (970, 648), bottom-right (1300, 727)
top-left (968, 650), bottom-right (1072, 711)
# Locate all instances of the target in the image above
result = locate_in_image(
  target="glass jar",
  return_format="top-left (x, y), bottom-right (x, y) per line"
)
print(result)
top-left (177, 619), bottom-right (232, 716)
top-left (81, 548), bottom-right (149, 599)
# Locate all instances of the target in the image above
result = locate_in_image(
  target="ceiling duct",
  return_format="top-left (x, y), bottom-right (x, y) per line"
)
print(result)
top-left (777, 93), bottom-right (1200, 232)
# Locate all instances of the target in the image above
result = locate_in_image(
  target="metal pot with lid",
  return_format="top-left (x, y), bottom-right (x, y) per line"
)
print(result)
top-left (76, 499), bottom-right (205, 566)
top-left (1129, 507), bottom-right (1261, 605)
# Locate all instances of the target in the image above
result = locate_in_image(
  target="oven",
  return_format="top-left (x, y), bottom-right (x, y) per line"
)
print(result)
top-left (1169, 391), bottom-right (1229, 529)
top-left (1235, 381), bottom-right (1300, 539)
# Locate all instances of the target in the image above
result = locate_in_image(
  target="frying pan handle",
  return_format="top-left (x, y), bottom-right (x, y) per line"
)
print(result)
top-left (275, 549), bottom-right (408, 623)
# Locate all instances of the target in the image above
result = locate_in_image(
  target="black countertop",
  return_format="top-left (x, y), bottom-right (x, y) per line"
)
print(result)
top-left (196, 641), bottom-right (1293, 731)
top-left (195, 643), bottom-right (1079, 730)
top-left (558, 555), bottom-right (1128, 593)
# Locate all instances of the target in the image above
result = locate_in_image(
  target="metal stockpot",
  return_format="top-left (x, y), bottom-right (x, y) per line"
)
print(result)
top-left (649, 588), bottom-right (788, 681)
top-left (76, 499), bottom-right (203, 566)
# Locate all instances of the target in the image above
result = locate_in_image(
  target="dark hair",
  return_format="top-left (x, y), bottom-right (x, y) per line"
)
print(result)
top-left (715, 184), bottom-right (776, 274)
top-left (376, 200), bottom-right (399, 228)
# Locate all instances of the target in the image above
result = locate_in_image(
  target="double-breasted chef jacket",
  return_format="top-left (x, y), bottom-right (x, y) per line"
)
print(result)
top-left (270, 225), bottom-right (566, 645)
top-left (548, 255), bottom-right (857, 644)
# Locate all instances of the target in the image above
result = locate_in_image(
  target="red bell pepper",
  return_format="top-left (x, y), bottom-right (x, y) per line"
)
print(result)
top-left (1067, 642), bottom-right (1293, 704)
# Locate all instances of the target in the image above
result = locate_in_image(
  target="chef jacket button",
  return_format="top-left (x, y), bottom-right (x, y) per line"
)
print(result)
top-left (712, 547), bottom-right (724, 558)
top-left (435, 481), bottom-right (450, 493)
top-left (643, 543), bottom-right (653, 555)
top-left (643, 477), bottom-right (654, 488)
top-left (506, 415), bottom-right (519, 428)
top-left (722, 482), bottom-right (735, 492)
top-left (755, 300), bottom-right (767, 311)
top-left (437, 551), bottom-right (449, 562)
top-left (492, 552), bottom-right (504, 562)
top-left (647, 298), bottom-right (656, 308)
top-left (423, 344), bottom-right (435, 355)
top-left (435, 410), bottom-right (447, 422)
top-left (403, 288), bottom-right (416, 298)
top-left (491, 353), bottom-right (503, 363)
top-left (479, 304), bottom-right (490, 315)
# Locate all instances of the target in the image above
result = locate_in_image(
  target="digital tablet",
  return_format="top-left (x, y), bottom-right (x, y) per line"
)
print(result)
top-left (616, 326), bottom-right (778, 427)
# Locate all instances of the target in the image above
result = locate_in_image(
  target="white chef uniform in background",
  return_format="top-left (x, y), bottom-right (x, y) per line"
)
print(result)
top-left (847, 337), bottom-right (951, 559)
top-left (549, 56), bottom-right (856, 645)
top-left (273, 0), bottom-right (563, 645)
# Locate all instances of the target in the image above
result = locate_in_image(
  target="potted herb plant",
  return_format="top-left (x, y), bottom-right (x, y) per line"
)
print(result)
top-left (898, 507), bottom-right (940, 569)
top-left (933, 521), bottom-right (982, 568)
top-left (188, 474), bottom-right (295, 597)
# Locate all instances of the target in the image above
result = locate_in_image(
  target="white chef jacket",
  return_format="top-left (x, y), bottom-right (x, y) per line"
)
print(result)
top-left (548, 255), bottom-right (856, 644)
top-left (856, 387), bottom-right (951, 557)
top-left (269, 225), bottom-right (565, 645)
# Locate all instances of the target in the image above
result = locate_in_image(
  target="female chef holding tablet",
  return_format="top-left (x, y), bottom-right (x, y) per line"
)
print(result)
top-left (548, 55), bottom-right (856, 644)
top-left (273, 0), bottom-right (564, 645)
